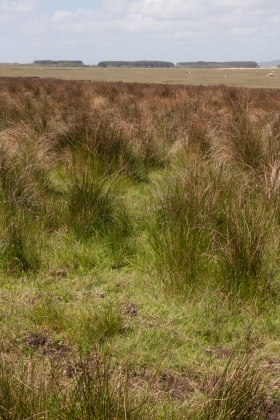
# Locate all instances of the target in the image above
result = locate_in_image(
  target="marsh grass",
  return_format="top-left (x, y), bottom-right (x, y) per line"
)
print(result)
top-left (64, 148), bottom-right (133, 268)
top-left (54, 104), bottom-right (164, 182)
top-left (149, 159), bottom-right (279, 301)
top-left (0, 354), bottom-right (154, 420)
top-left (217, 192), bottom-right (276, 300)
top-left (0, 143), bottom-right (51, 272)
top-left (0, 142), bottom-right (51, 216)
top-left (0, 358), bottom-right (60, 420)
top-left (222, 99), bottom-right (264, 172)
top-left (199, 349), bottom-right (277, 420)
top-left (66, 170), bottom-right (116, 239)
top-left (71, 304), bottom-right (124, 351)
top-left (0, 210), bottom-right (41, 273)
top-left (1, 78), bottom-right (280, 417)
top-left (149, 160), bottom-right (221, 293)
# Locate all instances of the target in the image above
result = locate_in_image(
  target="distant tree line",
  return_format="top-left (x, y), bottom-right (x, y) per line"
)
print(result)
top-left (176, 61), bottom-right (259, 68)
top-left (33, 60), bottom-right (85, 67)
top-left (32, 59), bottom-right (261, 69)
top-left (98, 61), bottom-right (175, 68)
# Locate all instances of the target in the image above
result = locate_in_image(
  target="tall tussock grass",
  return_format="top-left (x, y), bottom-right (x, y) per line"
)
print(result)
top-left (149, 160), bottom-right (221, 293)
top-left (66, 166), bottom-right (117, 239)
top-left (0, 354), bottom-right (153, 419)
top-left (0, 144), bottom-right (49, 272)
top-left (197, 347), bottom-right (278, 420)
top-left (149, 161), bottom-right (279, 300)
top-left (64, 147), bottom-right (132, 266)
top-left (216, 181), bottom-right (277, 300)
top-left (1, 210), bottom-right (41, 273)
top-left (0, 143), bottom-right (50, 216)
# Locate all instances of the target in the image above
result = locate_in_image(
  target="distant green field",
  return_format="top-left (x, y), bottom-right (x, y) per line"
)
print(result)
top-left (1, 65), bottom-right (280, 88)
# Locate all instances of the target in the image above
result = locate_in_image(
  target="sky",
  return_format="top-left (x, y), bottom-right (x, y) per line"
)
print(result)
top-left (0, 0), bottom-right (279, 64)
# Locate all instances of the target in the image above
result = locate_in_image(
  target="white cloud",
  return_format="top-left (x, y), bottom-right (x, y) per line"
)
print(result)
top-left (230, 27), bottom-right (257, 35)
top-left (52, 9), bottom-right (94, 24)
top-left (2, 0), bottom-right (279, 39)
top-left (0, 0), bottom-right (38, 14)
top-left (0, 0), bottom-right (39, 24)
top-left (271, 15), bottom-right (280, 23)
top-left (129, 0), bottom-right (203, 20)
top-left (1, 0), bottom-right (280, 63)
top-left (58, 39), bottom-right (79, 46)
top-left (46, 0), bottom-right (280, 38)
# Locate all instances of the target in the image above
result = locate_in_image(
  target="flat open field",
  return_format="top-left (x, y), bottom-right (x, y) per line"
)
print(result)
top-left (1, 65), bottom-right (280, 88)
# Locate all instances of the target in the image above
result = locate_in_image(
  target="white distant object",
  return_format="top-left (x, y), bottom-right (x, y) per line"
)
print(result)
top-left (267, 73), bottom-right (274, 76)
top-left (225, 74), bottom-right (229, 77)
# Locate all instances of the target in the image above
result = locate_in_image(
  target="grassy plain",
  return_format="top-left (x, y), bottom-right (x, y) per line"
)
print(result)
top-left (0, 65), bottom-right (280, 88)
top-left (1, 77), bottom-right (280, 418)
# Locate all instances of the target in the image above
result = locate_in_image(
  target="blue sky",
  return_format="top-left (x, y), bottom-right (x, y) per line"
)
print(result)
top-left (0, 0), bottom-right (279, 64)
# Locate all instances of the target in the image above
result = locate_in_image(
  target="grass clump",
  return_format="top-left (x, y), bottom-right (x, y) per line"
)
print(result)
top-left (71, 304), bottom-right (124, 352)
top-left (0, 210), bottom-right (41, 273)
top-left (0, 136), bottom-right (52, 216)
top-left (197, 349), bottom-right (277, 420)
top-left (219, 206), bottom-right (275, 301)
top-left (66, 170), bottom-right (116, 239)
top-left (149, 160), bottom-right (220, 294)
top-left (64, 153), bottom-right (132, 268)
top-left (0, 354), bottom-right (154, 420)
top-left (214, 178), bottom-right (277, 301)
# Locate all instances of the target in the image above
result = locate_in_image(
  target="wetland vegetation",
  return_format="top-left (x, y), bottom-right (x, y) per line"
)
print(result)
top-left (1, 77), bottom-right (280, 418)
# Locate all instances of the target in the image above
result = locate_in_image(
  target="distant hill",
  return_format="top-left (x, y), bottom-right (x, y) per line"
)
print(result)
top-left (176, 61), bottom-right (259, 68)
top-left (33, 60), bottom-right (85, 67)
top-left (98, 61), bottom-right (174, 68)
top-left (258, 59), bottom-right (280, 68)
